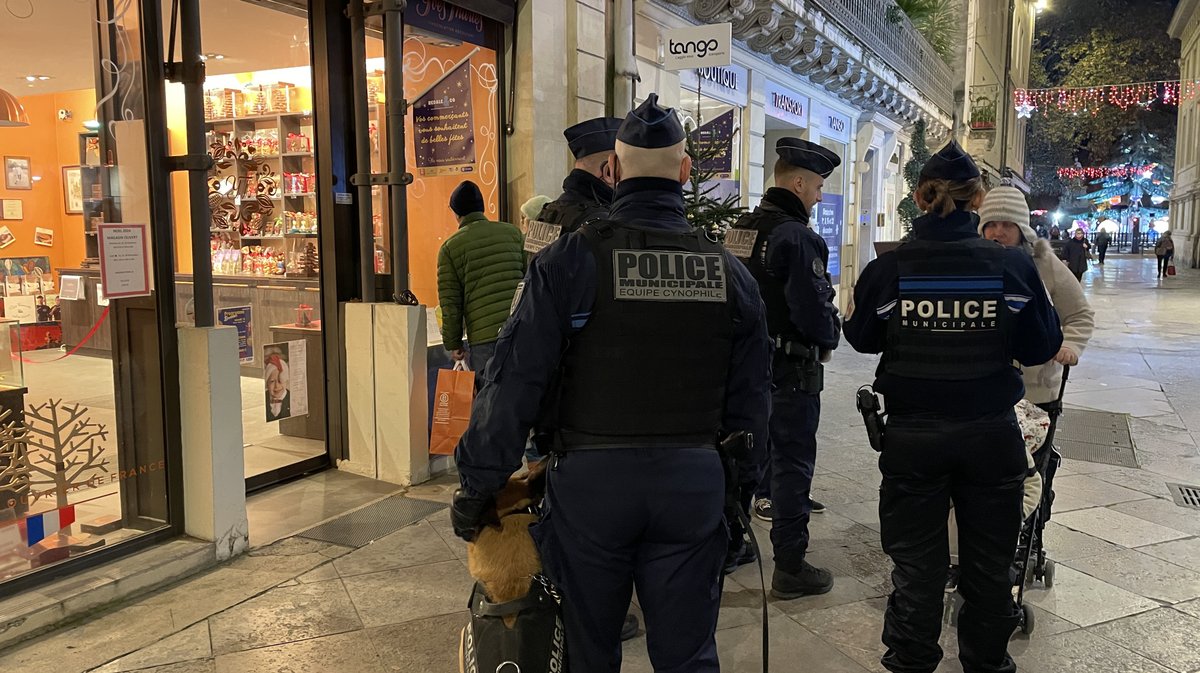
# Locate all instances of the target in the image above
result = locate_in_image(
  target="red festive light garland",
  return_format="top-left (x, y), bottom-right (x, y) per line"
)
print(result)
top-left (1014, 79), bottom-right (1200, 117)
top-left (1056, 164), bottom-right (1157, 181)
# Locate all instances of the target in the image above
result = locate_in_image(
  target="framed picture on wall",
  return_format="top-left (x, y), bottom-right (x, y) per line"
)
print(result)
top-left (62, 166), bottom-right (83, 214)
top-left (0, 200), bottom-right (20, 221)
top-left (34, 228), bottom-right (54, 247)
top-left (4, 157), bottom-right (32, 190)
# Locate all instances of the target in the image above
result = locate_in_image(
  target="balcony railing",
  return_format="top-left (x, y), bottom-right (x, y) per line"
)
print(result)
top-left (805, 0), bottom-right (956, 114)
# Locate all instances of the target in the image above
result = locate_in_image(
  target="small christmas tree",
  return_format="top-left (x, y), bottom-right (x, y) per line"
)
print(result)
top-left (684, 125), bottom-right (746, 238)
top-left (897, 119), bottom-right (931, 238)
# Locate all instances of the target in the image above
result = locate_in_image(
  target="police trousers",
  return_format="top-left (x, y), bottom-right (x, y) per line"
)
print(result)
top-left (768, 362), bottom-right (821, 570)
top-left (533, 448), bottom-right (726, 673)
top-left (879, 410), bottom-right (1026, 673)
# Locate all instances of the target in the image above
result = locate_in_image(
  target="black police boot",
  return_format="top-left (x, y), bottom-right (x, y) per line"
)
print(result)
top-left (620, 613), bottom-right (639, 641)
top-left (771, 560), bottom-right (834, 599)
top-left (724, 540), bottom-right (757, 575)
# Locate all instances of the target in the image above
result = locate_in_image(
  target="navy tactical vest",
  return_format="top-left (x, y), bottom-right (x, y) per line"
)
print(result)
top-left (731, 210), bottom-right (795, 339)
top-left (883, 238), bottom-right (1014, 381)
top-left (556, 222), bottom-right (735, 449)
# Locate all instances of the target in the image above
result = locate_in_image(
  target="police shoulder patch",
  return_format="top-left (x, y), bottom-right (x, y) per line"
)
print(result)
top-left (812, 258), bottom-right (825, 277)
top-left (509, 280), bottom-right (525, 315)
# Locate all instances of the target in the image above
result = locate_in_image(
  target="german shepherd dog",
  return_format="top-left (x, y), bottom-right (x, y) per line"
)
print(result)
top-left (459, 460), bottom-right (551, 670)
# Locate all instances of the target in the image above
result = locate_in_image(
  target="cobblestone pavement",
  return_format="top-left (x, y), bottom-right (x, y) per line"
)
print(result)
top-left (2, 255), bottom-right (1198, 673)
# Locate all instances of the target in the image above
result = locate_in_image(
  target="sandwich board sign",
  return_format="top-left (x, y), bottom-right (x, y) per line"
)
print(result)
top-left (662, 23), bottom-right (732, 71)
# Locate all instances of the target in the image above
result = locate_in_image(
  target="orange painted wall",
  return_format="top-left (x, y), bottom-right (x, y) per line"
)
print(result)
top-left (0, 89), bottom-right (96, 272)
top-left (401, 39), bottom-right (502, 306)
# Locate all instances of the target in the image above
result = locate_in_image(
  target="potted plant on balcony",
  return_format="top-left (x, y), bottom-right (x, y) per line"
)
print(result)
top-left (970, 99), bottom-right (997, 131)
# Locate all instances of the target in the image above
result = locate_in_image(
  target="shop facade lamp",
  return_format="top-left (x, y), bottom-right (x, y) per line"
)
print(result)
top-left (0, 87), bottom-right (30, 127)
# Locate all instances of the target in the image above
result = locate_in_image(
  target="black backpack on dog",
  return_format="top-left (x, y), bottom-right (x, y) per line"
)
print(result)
top-left (460, 575), bottom-right (566, 673)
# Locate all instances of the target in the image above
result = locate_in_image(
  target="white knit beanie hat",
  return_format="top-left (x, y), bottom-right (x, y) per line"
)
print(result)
top-left (978, 186), bottom-right (1037, 243)
top-left (520, 194), bottom-right (553, 221)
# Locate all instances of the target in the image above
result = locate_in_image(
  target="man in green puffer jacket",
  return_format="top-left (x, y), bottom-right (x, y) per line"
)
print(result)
top-left (437, 180), bottom-right (526, 381)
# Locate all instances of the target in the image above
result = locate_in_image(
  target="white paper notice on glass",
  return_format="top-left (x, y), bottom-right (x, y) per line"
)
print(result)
top-left (97, 223), bottom-right (152, 299)
top-left (287, 339), bottom-right (309, 417)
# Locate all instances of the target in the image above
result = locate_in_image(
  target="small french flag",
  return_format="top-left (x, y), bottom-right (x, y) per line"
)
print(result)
top-left (20, 506), bottom-right (77, 547)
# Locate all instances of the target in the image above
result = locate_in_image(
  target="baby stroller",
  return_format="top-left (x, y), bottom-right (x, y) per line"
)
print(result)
top-left (1012, 365), bottom-right (1070, 635)
top-left (946, 366), bottom-right (1070, 635)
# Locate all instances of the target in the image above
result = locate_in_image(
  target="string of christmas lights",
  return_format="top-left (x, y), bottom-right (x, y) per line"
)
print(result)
top-left (1056, 164), bottom-right (1157, 181)
top-left (1014, 79), bottom-right (1200, 117)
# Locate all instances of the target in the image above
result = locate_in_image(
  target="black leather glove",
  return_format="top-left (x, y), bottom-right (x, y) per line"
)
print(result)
top-left (451, 488), bottom-right (492, 542)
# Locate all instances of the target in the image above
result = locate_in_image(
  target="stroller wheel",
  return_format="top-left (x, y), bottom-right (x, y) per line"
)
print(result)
top-left (1043, 560), bottom-right (1055, 588)
top-left (1020, 604), bottom-right (1036, 635)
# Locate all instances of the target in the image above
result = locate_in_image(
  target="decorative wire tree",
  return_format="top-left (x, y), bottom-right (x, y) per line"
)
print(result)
top-left (897, 119), bottom-right (931, 238)
top-left (23, 400), bottom-right (111, 509)
top-left (684, 125), bottom-right (747, 239)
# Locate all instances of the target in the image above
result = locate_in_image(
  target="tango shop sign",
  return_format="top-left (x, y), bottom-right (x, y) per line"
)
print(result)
top-left (662, 23), bottom-right (732, 71)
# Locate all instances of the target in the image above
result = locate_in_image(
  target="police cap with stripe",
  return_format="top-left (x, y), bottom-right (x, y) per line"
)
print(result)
top-left (776, 137), bottom-right (841, 179)
top-left (919, 139), bottom-right (982, 182)
top-left (564, 117), bottom-right (623, 159)
top-left (617, 93), bottom-right (685, 148)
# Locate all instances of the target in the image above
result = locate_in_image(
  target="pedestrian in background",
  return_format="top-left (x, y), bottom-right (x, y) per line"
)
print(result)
top-left (450, 94), bottom-right (771, 672)
top-left (519, 194), bottom-right (553, 235)
top-left (845, 141), bottom-right (1063, 673)
top-left (436, 180), bottom-right (526, 380)
top-left (1155, 230), bottom-right (1176, 278)
top-left (1062, 228), bottom-right (1090, 282)
top-left (1094, 228), bottom-right (1112, 265)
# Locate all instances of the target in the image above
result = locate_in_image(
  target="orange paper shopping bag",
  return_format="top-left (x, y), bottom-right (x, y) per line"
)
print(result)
top-left (430, 361), bottom-right (475, 455)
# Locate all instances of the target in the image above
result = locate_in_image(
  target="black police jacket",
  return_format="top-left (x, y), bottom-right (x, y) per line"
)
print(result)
top-left (537, 169), bottom-right (613, 235)
top-left (844, 210), bottom-right (1063, 417)
top-left (731, 187), bottom-right (840, 350)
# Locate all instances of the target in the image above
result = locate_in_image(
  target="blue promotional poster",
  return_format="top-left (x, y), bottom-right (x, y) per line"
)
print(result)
top-left (217, 306), bottom-right (254, 364)
top-left (815, 194), bottom-right (843, 283)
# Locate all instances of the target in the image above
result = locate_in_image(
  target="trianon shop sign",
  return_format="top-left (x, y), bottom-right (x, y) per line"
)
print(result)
top-left (764, 79), bottom-right (809, 128)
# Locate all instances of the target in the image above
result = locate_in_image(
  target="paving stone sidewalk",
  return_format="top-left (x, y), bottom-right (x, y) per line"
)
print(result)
top-left (2, 254), bottom-right (1199, 673)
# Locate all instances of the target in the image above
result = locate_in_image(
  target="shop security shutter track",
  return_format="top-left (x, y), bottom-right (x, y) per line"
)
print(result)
top-left (299, 495), bottom-right (447, 548)
top-left (1054, 409), bottom-right (1140, 469)
top-left (1167, 483), bottom-right (1200, 510)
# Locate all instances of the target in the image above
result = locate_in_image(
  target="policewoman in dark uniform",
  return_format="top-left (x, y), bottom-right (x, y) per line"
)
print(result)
top-left (844, 141), bottom-right (1062, 673)
top-left (451, 94), bottom-right (771, 672)
top-left (727, 137), bottom-right (842, 597)
top-left (537, 116), bottom-right (624, 235)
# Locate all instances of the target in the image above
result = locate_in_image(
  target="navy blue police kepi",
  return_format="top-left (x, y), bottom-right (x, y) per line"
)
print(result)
top-left (564, 117), bottom-right (622, 159)
top-left (776, 137), bottom-right (841, 179)
top-left (919, 139), bottom-right (982, 181)
top-left (617, 93), bottom-right (685, 148)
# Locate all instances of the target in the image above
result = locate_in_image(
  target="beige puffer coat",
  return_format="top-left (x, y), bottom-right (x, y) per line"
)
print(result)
top-left (1024, 239), bottom-right (1095, 404)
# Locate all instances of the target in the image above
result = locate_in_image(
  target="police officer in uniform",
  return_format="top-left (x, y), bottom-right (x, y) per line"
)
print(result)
top-left (727, 137), bottom-right (842, 596)
top-left (537, 116), bottom-right (624, 234)
top-left (451, 94), bottom-right (771, 672)
top-left (844, 141), bottom-right (1062, 673)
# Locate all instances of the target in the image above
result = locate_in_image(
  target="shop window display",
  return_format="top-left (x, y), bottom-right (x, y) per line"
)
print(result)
top-left (679, 92), bottom-right (743, 206)
top-left (0, 1), bottom-right (171, 586)
top-left (158, 1), bottom-right (331, 483)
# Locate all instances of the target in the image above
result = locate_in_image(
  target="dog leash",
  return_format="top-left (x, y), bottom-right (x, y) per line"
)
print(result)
top-left (735, 506), bottom-right (770, 673)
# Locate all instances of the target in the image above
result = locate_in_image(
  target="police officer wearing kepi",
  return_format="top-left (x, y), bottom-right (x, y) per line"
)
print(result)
top-left (727, 137), bottom-right (842, 596)
top-left (844, 141), bottom-right (1062, 673)
top-left (537, 116), bottom-right (624, 235)
top-left (451, 93), bottom-right (771, 672)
